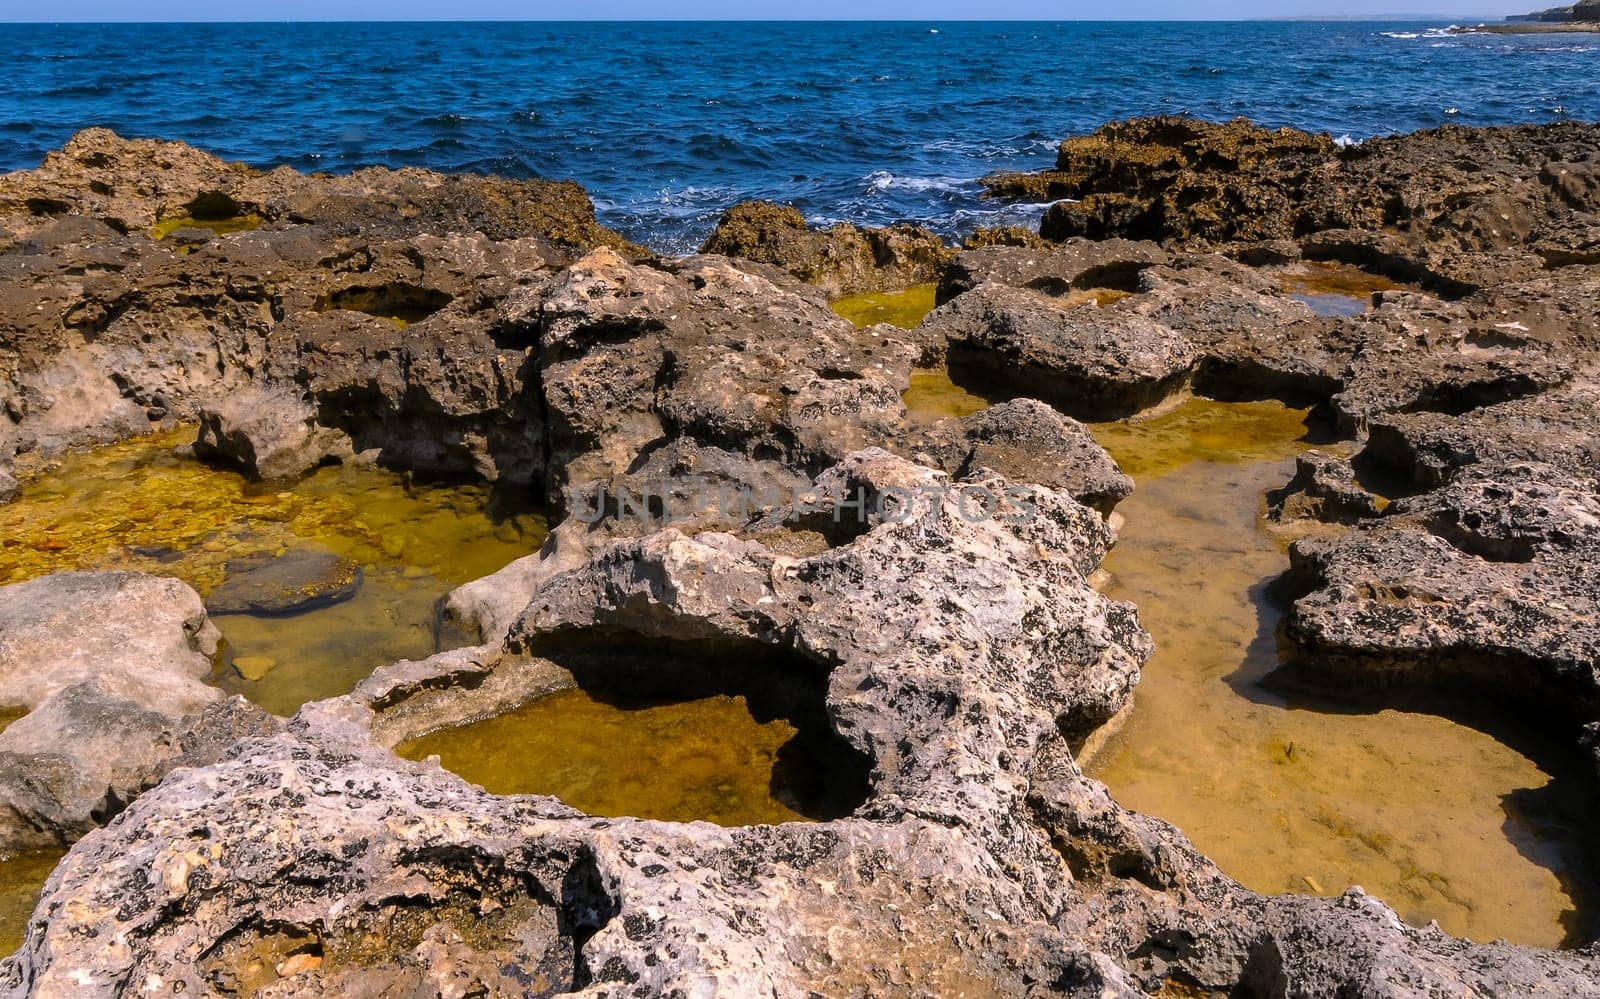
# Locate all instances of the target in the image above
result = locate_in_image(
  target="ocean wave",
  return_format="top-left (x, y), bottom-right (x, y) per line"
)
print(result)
top-left (9, 19), bottom-right (1600, 253)
top-left (864, 171), bottom-right (975, 194)
top-left (1384, 26), bottom-right (1458, 40)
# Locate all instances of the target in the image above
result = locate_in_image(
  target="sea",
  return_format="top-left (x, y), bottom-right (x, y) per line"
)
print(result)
top-left (3, 20), bottom-right (1597, 252)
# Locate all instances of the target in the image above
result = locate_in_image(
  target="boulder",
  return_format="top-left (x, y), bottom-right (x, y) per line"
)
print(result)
top-left (700, 200), bottom-right (952, 297)
top-left (1266, 450), bottom-right (1385, 525)
top-left (194, 389), bottom-right (353, 481)
top-left (0, 572), bottom-right (222, 851)
top-left (205, 546), bottom-right (363, 617)
top-left (926, 282), bottom-right (1198, 420)
top-left (1285, 461), bottom-right (1600, 718)
top-left (955, 399), bottom-right (1133, 515)
top-left (936, 238), bottom-right (1169, 304)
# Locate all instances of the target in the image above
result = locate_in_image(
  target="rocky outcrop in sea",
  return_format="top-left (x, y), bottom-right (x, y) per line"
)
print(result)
top-left (2, 116), bottom-right (1600, 996)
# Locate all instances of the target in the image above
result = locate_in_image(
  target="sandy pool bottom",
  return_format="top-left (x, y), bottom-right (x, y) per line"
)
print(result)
top-left (1084, 400), bottom-right (1595, 948)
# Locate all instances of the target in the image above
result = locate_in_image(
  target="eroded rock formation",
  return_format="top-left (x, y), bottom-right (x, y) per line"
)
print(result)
top-left (700, 199), bottom-right (952, 296)
top-left (0, 572), bottom-right (247, 853)
top-left (4, 121), bottom-right (1600, 997)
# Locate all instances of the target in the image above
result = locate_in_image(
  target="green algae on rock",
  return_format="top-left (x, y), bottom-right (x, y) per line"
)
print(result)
top-left (397, 688), bottom-right (812, 826)
top-left (1082, 398), bottom-right (1596, 948)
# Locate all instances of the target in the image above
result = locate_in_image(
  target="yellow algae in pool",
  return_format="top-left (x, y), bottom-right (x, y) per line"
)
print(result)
top-left (1088, 397), bottom-right (1312, 480)
top-left (0, 429), bottom-right (548, 716)
top-left (830, 283), bottom-right (938, 330)
top-left (1082, 398), bottom-right (1596, 948)
top-left (398, 688), bottom-right (810, 826)
top-left (152, 213), bottom-right (263, 240)
top-left (902, 367), bottom-right (996, 423)
top-left (0, 707), bottom-right (24, 736)
top-left (0, 850), bottom-right (63, 955)
top-left (828, 285), bottom-right (998, 423)
top-left (1062, 287), bottom-right (1135, 309)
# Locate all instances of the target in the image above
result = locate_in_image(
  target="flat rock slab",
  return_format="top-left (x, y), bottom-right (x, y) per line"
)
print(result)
top-left (206, 546), bottom-right (362, 617)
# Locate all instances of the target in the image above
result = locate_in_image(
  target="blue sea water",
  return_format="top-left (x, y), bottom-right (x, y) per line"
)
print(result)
top-left (3, 20), bottom-right (1598, 252)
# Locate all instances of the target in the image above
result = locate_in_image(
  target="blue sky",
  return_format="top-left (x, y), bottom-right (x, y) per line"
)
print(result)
top-left (0, 1), bottom-right (1530, 21)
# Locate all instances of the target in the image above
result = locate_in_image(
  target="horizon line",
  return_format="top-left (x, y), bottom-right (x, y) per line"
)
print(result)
top-left (0, 14), bottom-right (1507, 24)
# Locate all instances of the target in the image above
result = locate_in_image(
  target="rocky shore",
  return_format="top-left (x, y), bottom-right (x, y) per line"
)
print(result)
top-left (2, 116), bottom-right (1600, 995)
top-left (1478, 0), bottom-right (1600, 30)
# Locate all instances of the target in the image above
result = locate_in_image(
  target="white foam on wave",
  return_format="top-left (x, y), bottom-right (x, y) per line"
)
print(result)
top-left (864, 170), bottom-right (973, 194)
top-left (1334, 134), bottom-right (1358, 147)
top-left (611, 185), bottom-right (745, 223)
top-left (920, 136), bottom-right (1057, 158)
top-left (1386, 26), bottom-right (1458, 40)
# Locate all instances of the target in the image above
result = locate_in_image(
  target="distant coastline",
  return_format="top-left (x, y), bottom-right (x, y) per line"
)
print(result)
top-left (1456, 19), bottom-right (1600, 29)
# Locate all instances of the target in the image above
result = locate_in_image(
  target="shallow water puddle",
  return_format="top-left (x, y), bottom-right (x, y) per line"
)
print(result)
top-left (1083, 399), bottom-right (1595, 947)
top-left (398, 688), bottom-right (814, 826)
top-left (0, 849), bottom-right (64, 955)
top-left (0, 429), bottom-right (547, 716)
top-left (829, 282), bottom-right (937, 329)
top-left (830, 285), bottom-right (1000, 424)
top-left (151, 213), bottom-right (263, 241)
top-left (902, 367), bottom-right (996, 422)
top-left (1276, 260), bottom-right (1401, 317)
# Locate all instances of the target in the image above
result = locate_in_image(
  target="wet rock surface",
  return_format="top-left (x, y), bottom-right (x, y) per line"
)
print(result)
top-left (4, 121), bottom-right (1600, 995)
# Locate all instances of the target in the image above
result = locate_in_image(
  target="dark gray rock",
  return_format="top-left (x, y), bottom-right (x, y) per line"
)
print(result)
top-left (936, 238), bottom-right (1169, 304)
top-left (205, 546), bottom-right (363, 617)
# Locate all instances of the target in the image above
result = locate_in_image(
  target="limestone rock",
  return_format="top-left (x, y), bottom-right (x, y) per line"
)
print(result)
top-left (926, 282), bottom-right (1198, 420)
top-left (937, 238), bottom-right (1169, 304)
top-left (700, 200), bottom-right (952, 296)
top-left (955, 399), bottom-right (1134, 515)
top-left (206, 546), bottom-right (363, 617)
top-left (0, 572), bottom-right (222, 852)
top-left (194, 388), bottom-right (353, 481)
top-left (1286, 460), bottom-right (1600, 717)
top-left (1267, 450), bottom-right (1384, 525)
